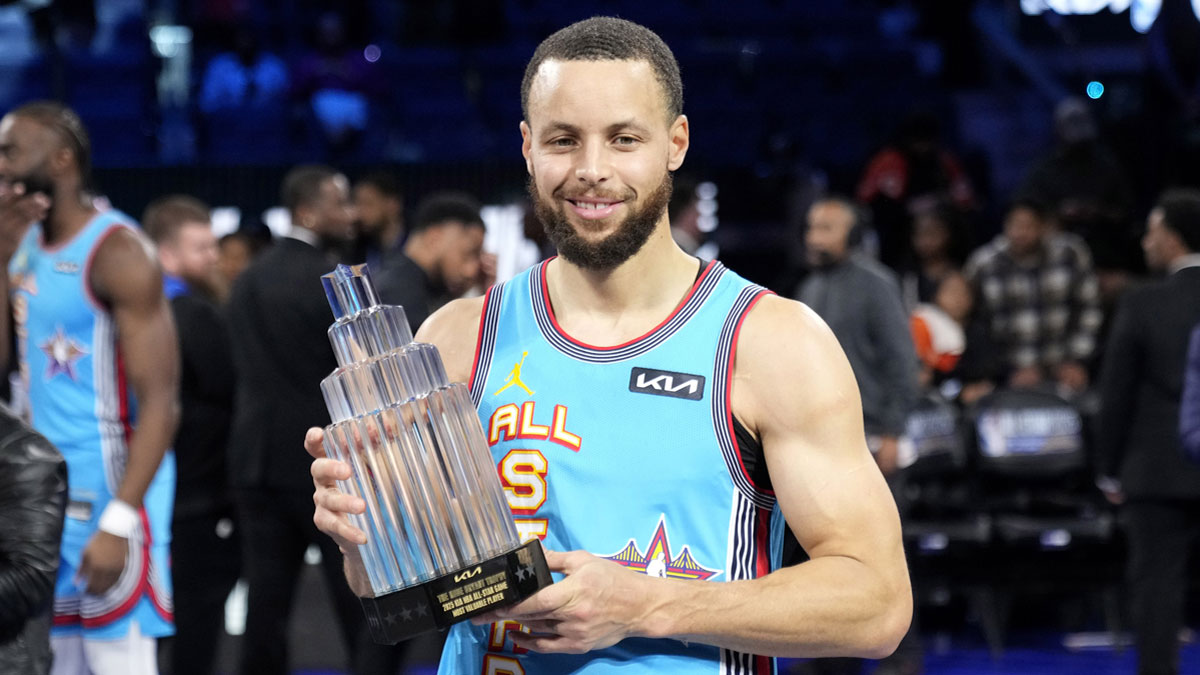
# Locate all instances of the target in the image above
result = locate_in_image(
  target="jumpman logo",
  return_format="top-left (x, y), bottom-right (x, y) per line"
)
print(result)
top-left (494, 351), bottom-right (534, 397)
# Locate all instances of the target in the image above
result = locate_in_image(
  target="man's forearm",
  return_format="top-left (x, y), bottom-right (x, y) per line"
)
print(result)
top-left (115, 396), bottom-right (178, 508)
top-left (638, 555), bottom-right (910, 659)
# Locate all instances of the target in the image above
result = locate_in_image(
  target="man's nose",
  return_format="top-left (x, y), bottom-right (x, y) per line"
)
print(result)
top-left (574, 141), bottom-right (611, 185)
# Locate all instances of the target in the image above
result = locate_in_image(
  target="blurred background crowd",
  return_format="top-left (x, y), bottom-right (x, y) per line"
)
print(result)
top-left (4, 0), bottom-right (1200, 674)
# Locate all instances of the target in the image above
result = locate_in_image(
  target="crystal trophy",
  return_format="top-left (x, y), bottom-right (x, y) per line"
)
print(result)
top-left (319, 263), bottom-right (552, 644)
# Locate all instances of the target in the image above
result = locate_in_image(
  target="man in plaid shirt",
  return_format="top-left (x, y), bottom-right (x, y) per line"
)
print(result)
top-left (964, 197), bottom-right (1103, 394)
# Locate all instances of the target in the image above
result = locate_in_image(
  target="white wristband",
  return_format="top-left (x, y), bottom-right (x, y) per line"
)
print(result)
top-left (98, 500), bottom-right (139, 538)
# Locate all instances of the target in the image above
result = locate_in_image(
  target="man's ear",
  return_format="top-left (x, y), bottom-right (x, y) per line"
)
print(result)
top-left (520, 120), bottom-right (534, 176)
top-left (666, 114), bottom-right (689, 172)
top-left (156, 243), bottom-right (178, 276)
top-left (49, 146), bottom-right (74, 178)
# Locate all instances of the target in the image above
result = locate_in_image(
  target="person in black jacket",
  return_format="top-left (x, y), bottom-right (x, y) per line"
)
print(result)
top-left (0, 406), bottom-right (67, 675)
top-left (225, 165), bottom-right (390, 675)
top-left (375, 191), bottom-right (486, 334)
top-left (1097, 188), bottom-right (1200, 675)
top-left (143, 195), bottom-right (239, 675)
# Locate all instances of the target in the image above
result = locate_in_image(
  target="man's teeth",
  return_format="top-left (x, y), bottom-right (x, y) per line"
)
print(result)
top-left (575, 201), bottom-right (609, 210)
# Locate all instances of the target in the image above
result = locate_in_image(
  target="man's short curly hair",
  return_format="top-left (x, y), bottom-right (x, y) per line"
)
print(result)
top-left (521, 17), bottom-right (683, 123)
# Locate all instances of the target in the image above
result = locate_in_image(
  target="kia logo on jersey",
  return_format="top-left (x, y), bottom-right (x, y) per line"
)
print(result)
top-left (628, 367), bottom-right (706, 401)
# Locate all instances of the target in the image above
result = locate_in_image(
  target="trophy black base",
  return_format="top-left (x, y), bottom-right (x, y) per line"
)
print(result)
top-left (360, 539), bottom-right (553, 644)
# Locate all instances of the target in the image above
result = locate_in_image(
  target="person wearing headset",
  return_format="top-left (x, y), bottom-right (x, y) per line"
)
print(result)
top-left (795, 196), bottom-right (920, 477)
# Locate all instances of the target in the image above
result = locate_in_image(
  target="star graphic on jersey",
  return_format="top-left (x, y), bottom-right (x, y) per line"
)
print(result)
top-left (40, 326), bottom-right (88, 380)
top-left (600, 514), bottom-right (722, 581)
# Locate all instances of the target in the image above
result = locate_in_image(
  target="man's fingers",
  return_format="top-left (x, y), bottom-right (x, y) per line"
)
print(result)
top-left (314, 506), bottom-right (368, 546)
top-left (305, 427), bottom-right (327, 459)
top-left (494, 581), bottom-right (569, 620)
top-left (543, 548), bottom-right (589, 574)
top-left (311, 457), bottom-right (351, 486)
top-left (509, 631), bottom-right (583, 654)
top-left (314, 485), bottom-right (365, 516)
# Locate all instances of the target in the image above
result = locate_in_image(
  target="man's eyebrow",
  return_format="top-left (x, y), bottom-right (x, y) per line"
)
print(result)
top-left (606, 120), bottom-right (651, 135)
top-left (541, 121), bottom-right (581, 136)
top-left (539, 120), bottom-right (653, 136)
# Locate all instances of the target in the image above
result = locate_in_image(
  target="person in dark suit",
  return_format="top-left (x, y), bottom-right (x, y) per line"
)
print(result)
top-left (143, 195), bottom-right (240, 675)
top-left (1097, 188), bottom-right (1200, 675)
top-left (225, 165), bottom-right (369, 675)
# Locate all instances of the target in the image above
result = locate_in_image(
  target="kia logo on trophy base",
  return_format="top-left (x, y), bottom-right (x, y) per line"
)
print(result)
top-left (319, 264), bottom-right (552, 644)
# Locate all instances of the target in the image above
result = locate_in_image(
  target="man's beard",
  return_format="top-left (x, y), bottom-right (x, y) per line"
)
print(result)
top-left (806, 248), bottom-right (840, 270)
top-left (7, 163), bottom-right (55, 200)
top-left (529, 171), bottom-right (672, 271)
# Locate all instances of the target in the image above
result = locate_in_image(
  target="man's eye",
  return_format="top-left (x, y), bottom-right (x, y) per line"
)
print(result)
top-left (551, 138), bottom-right (575, 147)
top-left (614, 136), bottom-right (638, 146)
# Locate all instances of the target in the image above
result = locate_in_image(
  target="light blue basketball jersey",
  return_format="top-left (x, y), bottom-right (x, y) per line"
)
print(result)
top-left (439, 259), bottom-right (786, 675)
top-left (9, 210), bottom-right (174, 638)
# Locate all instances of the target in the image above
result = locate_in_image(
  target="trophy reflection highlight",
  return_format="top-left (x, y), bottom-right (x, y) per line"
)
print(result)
top-left (319, 263), bottom-right (550, 644)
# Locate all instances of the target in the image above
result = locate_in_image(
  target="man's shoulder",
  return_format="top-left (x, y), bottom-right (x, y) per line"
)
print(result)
top-left (1047, 232), bottom-right (1093, 266)
top-left (416, 296), bottom-right (486, 383)
top-left (965, 237), bottom-right (1007, 270)
top-left (739, 294), bottom-right (831, 354)
top-left (170, 291), bottom-right (223, 322)
top-left (378, 252), bottom-right (427, 286)
top-left (1116, 277), bottom-right (1175, 313)
top-left (849, 256), bottom-right (901, 290)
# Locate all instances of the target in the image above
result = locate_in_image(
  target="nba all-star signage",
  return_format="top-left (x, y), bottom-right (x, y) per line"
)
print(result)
top-left (319, 264), bottom-right (551, 643)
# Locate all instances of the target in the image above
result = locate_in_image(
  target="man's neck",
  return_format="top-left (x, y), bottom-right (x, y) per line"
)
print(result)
top-left (379, 221), bottom-right (403, 250)
top-left (403, 235), bottom-right (438, 280)
top-left (545, 223), bottom-right (699, 344)
top-left (42, 190), bottom-right (99, 246)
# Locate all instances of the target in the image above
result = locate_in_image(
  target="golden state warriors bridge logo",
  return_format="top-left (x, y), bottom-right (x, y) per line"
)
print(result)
top-left (601, 515), bottom-right (721, 581)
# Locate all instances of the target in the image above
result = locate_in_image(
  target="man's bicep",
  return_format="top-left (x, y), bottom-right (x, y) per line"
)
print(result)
top-left (762, 373), bottom-right (900, 564)
top-left (739, 296), bottom-right (901, 562)
top-left (96, 234), bottom-right (179, 395)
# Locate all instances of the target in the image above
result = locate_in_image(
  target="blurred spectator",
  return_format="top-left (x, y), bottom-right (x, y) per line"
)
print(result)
top-left (199, 27), bottom-right (289, 113)
top-left (291, 10), bottom-right (378, 154)
top-left (143, 195), bottom-right (240, 675)
top-left (670, 176), bottom-right (702, 254)
top-left (376, 191), bottom-right (486, 334)
top-left (352, 171), bottom-right (404, 272)
top-left (0, 407), bottom-right (66, 675)
top-left (856, 110), bottom-right (976, 270)
top-left (224, 165), bottom-right (375, 675)
top-left (217, 230), bottom-right (267, 296)
top-left (1183, 323), bottom-right (1200, 463)
top-left (796, 198), bottom-right (921, 675)
top-left (796, 197), bottom-right (919, 477)
top-left (963, 197), bottom-right (1102, 395)
top-left (910, 273), bottom-right (971, 389)
top-left (18, 0), bottom-right (95, 52)
top-left (900, 196), bottom-right (970, 309)
top-left (1096, 188), bottom-right (1200, 675)
top-left (1018, 98), bottom-right (1136, 288)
